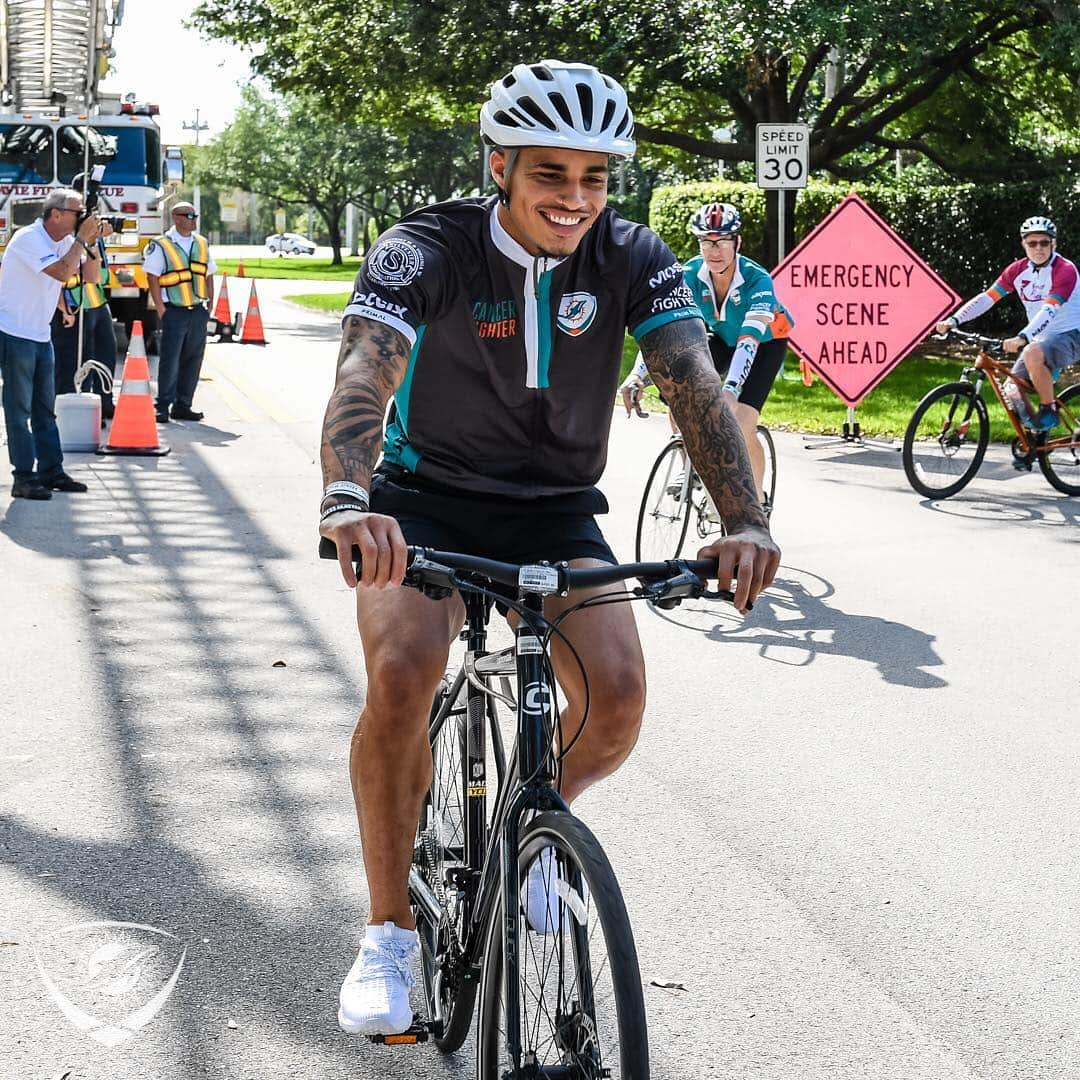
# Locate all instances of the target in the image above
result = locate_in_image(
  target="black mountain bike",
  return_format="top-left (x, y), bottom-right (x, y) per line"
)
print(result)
top-left (321, 540), bottom-right (732, 1077)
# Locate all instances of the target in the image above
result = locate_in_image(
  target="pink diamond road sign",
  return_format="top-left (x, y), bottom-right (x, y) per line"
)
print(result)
top-left (772, 193), bottom-right (960, 407)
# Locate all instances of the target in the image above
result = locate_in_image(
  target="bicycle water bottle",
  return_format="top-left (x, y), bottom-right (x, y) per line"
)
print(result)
top-left (1004, 379), bottom-right (1031, 426)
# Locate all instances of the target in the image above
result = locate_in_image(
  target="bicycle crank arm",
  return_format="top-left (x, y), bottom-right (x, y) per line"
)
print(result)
top-left (367, 1013), bottom-right (443, 1045)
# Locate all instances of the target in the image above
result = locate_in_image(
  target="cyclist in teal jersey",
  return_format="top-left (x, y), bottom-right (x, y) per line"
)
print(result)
top-left (621, 202), bottom-right (793, 504)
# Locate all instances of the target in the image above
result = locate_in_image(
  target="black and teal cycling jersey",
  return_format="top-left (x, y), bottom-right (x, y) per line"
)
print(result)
top-left (344, 196), bottom-right (702, 498)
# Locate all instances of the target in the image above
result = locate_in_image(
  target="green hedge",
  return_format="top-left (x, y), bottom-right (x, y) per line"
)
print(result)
top-left (649, 178), bottom-right (1079, 330)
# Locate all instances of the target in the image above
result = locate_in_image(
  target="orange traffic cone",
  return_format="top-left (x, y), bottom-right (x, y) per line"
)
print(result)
top-left (236, 260), bottom-right (246, 277)
top-left (239, 281), bottom-right (267, 345)
top-left (800, 358), bottom-right (816, 387)
top-left (98, 320), bottom-right (170, 456)
top-left (212, 274), bottom-right (231, 324)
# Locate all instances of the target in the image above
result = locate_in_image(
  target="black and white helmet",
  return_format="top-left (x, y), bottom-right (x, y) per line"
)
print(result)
top-left (1020, 215), bottom-right (1056, 239)
top-left (480, 60), bottom-right (636, 158)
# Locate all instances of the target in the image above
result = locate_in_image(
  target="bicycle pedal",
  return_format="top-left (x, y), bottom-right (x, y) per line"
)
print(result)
top-left (367, 1013), bottom-right (441, 1045)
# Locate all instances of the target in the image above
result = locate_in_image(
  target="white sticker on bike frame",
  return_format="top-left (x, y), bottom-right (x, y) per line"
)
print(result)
top-left (519, 565), bottom-right (561, 595)
top-left (516, 634), bottom-right (543, 655)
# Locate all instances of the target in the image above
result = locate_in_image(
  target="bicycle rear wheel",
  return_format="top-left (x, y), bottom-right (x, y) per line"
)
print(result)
top-left (476, 811), bottom-right (649, 1079)
top-left (635, 438), bottom-right (693, 561)
top-left (902, 382), bottom-right (989, 498)
top-left (412, 679), bottom-right (477, 1051)
top-left (1038, 384), bottom-right (1080, 495)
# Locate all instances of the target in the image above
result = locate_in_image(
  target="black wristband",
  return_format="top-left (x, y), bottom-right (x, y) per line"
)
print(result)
top-left (320, 501), bottom-right (368, 522)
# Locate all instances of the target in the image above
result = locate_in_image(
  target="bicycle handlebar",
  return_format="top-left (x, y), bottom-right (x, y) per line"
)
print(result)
top-left (318, 538), bottom-right (734, 605)
top-left (936, 328), bottom-right (1006, 355)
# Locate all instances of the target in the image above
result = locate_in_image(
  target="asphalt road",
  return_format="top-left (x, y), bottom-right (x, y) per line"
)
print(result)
top-left (1, 282), bottom-right (1078, 1080)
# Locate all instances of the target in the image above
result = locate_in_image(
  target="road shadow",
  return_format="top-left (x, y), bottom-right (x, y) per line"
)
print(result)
top-left (916, 487), bottom-right (1080, 532)
top-left (647, 565), bottom-right (946, 689)
top-left (0, 444), bottom-right (465, 1077)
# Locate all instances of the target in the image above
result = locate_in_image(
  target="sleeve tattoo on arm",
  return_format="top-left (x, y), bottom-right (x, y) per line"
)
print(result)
top-left (320, 316), bottom-right (410, 488)
top-left (641, 319), bottom-right (768, 531)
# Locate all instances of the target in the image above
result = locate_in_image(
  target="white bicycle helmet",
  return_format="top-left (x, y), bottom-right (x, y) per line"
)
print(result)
top-left (480, 60), bottom-right (636, 158)
top-left (1020, 215), bottom-right (1056, 239)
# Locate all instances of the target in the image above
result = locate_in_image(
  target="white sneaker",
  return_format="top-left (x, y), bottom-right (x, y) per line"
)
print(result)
top-left (520, 847), bottom-right (589, 934)
top-left (338, 922), bottom-right (418, 1036)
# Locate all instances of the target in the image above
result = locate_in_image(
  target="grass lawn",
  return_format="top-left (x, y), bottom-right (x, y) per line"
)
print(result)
top-left (284, 291), bottom-right (351, 314)
top-left (218, 258), bottom-right (361, 281)
top-left (285, 297), bottom-right (1017, 442)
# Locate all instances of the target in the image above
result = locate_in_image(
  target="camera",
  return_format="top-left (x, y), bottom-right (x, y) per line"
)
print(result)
top-left (73, 165), bottom-right (124, 232)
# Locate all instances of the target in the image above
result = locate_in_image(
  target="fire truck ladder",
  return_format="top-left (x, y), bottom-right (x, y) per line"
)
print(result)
top-left (0, 0), bottom-right (123, 113)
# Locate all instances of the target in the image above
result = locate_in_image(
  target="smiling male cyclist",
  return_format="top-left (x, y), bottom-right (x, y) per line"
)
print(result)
top-left (319, 60), bottom-right (780, 1037)
top-left (936, 215), bottom-right (1080, 433)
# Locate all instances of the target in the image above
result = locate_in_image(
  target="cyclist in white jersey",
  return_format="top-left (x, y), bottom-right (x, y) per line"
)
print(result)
top-left (936, 215), bottom-right (1080, 432)
top-left (318, 61), bottom-right (780, 1037)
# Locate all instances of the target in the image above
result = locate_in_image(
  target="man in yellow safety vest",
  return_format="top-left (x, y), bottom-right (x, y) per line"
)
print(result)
top-left (143, 201), bottom-right (216, 422)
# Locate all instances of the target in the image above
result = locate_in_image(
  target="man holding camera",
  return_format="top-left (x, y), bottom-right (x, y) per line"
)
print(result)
top-left (52, 218), bottom-right (117, 420)
top-left (143, 201), bottom-right (215, 423)
top-left (0, 188), bottom-right (99, 500)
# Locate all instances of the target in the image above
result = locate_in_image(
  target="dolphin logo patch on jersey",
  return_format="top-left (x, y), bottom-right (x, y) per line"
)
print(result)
top-left (557, 292), bottom-right (597, 336)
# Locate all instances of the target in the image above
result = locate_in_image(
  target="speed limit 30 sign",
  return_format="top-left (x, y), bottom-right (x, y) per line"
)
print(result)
top-left (756, 124), bottom-right (810, 189)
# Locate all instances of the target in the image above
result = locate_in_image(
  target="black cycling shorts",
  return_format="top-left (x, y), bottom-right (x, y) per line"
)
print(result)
top-left (708, 335), bottom-right (787, 412)
top-left (657, 335), bottom-right (787, 412)
top-left (370, 467), bottom-right (617, 571)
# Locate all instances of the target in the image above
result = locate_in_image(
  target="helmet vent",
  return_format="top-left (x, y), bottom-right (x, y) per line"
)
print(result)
top-left (518, 96), bottom-right (558, 130)
top-left (576, 84), bottom-right (594, 128)
top-left (600, 99), bottom-right (616, 132)
top-left (503, 74), bottom-right (517, 88)
top-left (548, 92), bottom-right (574, 126)
top-left (614, 112), bottom-right (631, 137)
top-left (493, 110), bottom-right (521, 129)
top-left (532, 65), bottom-right (555, 81)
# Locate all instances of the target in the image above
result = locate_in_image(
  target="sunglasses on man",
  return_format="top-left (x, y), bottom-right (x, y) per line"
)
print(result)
top-left (174, 212), bottom-right (198, 220)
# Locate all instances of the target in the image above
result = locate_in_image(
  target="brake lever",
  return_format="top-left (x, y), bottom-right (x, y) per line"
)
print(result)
top-left (635, 570), bottom-right (708, 608)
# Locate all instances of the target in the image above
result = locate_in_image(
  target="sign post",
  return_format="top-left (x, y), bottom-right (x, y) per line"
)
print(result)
top-left (771, 193), bottom-right (960, 446)
top-left (756, 123), bottom-right (809, 381)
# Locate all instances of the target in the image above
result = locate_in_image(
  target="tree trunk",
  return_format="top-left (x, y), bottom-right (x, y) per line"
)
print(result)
top-left (319, 203), bottom-right (344, 265)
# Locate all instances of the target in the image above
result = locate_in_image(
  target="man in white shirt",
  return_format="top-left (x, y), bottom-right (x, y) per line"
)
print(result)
top-left (0, 188), bottom-right (101, 499)
top-left (143, 202), bottom-right (216, 423)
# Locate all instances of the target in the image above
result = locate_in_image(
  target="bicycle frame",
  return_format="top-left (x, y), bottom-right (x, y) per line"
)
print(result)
top-left (414, 587), bottom-right (572, 1066)
top-left (967, 348), bottom-right (1080, 456)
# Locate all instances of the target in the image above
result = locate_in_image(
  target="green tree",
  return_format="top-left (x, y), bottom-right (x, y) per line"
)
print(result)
top-left (193, 0), bottom-right (1080, 260)
top-left (199, 86), bottom-right (391, 264)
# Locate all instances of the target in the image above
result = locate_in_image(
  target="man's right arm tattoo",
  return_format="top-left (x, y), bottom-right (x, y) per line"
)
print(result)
top-left (641, 319), bottom-right (769, 532)
top-left (320, 316), bottom-right (410, 489)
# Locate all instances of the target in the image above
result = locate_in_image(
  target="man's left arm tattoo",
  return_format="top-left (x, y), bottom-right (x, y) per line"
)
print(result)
top-left (640, 319), bottom-right (768, 532)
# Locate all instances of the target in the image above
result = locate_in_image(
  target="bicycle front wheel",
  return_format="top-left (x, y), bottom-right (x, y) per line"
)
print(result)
top-left (635, 438), bottom-right (693, 561)
top-left (757, 424), bottom-right (777, 513)
top-left (1038, 384), bottom-right (1080, 495)
top-left (412, 680), bottom-right (477, 1051)
top-left (902, 382), bottom-right (989, 498)
top-left (477, 811), bottom-right (649, 1079)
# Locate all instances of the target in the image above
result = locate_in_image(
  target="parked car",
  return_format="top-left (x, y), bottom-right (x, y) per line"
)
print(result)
top-left (266, 232), bottom-right (317, 255)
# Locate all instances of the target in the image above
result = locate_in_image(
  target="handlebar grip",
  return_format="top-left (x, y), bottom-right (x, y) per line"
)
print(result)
top-left (319, 537), bottom-right (339, 560)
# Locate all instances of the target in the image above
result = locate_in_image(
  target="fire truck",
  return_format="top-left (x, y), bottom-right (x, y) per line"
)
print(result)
top-left (0, 0), bottom-right (184, 339)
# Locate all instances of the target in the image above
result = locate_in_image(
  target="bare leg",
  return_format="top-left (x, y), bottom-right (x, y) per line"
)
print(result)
top-left (353, 585), bottom-right (464, 927)
top-left (1022, 343), bottom-right (1055, 405)
top-left (733, 401), bottom-right (764, 501)
top-left (541, 560), bottom-right (647, 804)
